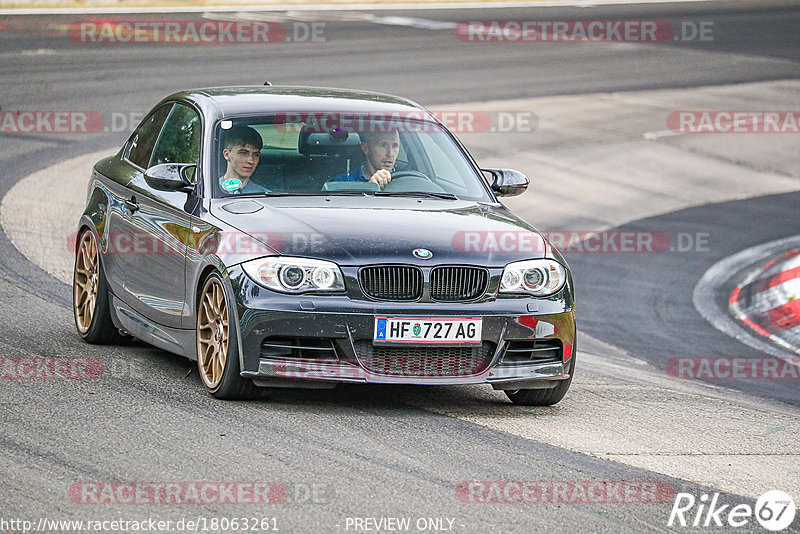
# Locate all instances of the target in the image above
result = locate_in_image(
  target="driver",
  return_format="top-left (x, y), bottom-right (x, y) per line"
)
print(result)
top-left (332, 130), bottom-right (399, 189)
top-left (219, 125), bottom-right (267, 194)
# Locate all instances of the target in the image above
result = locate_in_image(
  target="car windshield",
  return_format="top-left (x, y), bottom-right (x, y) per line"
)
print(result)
top-left (212, 113), bottom-right (491, 201)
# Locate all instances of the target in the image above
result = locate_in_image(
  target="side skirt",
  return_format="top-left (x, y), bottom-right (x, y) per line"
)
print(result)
top-left (109, 294), bottom-right (196, 360)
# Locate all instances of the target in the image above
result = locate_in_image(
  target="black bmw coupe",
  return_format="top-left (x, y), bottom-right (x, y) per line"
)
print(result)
top-left (73, 86), bottom-right (576, 405)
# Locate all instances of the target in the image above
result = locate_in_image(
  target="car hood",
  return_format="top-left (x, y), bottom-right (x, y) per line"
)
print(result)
top-left (209, 197), bottom-right (549, 266)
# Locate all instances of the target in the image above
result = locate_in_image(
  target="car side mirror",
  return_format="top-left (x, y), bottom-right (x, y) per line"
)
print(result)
top-left (144, 163), bottom-right (196, 193)
top-left (482, 168), bottom-right (530, 197)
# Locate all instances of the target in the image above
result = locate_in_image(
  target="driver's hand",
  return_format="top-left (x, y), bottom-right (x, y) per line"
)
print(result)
top-left (369, 169), bottom-right (392, 189)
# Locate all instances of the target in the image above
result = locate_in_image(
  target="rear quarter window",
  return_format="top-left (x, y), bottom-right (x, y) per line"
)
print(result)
top-left (126, 104), bottom-right (172, 169)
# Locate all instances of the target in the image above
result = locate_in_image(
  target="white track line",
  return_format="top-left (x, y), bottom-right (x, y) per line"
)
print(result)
top-left (201, 11), bottom-right (459, 29)
top-left (0, 0), bottom-right (717, 16)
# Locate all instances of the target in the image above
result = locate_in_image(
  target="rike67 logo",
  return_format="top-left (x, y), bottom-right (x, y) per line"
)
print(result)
top-left (668, 490), bottom-right (795, 531)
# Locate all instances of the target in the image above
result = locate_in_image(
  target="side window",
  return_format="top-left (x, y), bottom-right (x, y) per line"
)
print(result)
top-left (127, 104), bottom-right (172, 169)
top-left (149, 104), bottom-right (202, 171)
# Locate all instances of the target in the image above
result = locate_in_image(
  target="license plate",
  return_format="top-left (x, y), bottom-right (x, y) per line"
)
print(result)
top-left (373, 317), bottom-right (482, 344)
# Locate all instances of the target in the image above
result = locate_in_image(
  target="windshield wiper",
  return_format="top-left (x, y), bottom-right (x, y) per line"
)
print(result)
top-left (373, 191), bottom-right (458, 200)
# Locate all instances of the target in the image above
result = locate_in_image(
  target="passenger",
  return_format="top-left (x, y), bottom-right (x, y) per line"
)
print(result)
top-left (332, 130), bottom-right (400, 189)
top-left (219, 125), bottom-right (267, 194)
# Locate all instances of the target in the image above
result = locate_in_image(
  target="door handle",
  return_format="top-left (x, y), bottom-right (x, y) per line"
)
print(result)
top-left (124, 196), bottom-right (140, 212)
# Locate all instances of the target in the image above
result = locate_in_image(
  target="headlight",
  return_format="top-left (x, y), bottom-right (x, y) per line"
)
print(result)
top-left (242, 257), bottom-right (345, 294)
top-left (499, 259), bottom-right (567, 296)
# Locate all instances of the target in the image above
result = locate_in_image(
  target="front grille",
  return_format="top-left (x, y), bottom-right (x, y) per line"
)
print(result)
top-left (359, 265), bottom-right (423, 301)
top-left (261, 337), bottom-right (338, 360)
top-left (353, 341), bottom-right (495, 377)
top-left (499, 339), bottom-right (562, 365)
top-left (430, 266), bottom-right (489, 301)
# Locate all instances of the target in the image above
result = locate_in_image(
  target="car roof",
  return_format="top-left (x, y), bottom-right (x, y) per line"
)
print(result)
top-left (168, 86), bottom-right (431, 120)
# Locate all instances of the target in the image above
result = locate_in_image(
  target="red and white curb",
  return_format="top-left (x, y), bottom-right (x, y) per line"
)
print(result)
top-left (730, 250), bottom-right (800, 354)
top-left (693, 235), bottom-right (800, 363)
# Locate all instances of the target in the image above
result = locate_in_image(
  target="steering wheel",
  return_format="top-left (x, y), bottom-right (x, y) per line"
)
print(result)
top-left (382, 170), bottom-right (446, 193)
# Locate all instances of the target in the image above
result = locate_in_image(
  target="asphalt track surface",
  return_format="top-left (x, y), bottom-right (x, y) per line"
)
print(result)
top-left (1, 1), bottom-right (799, 532)
top-left (568, 191), bottom-right (800, 405)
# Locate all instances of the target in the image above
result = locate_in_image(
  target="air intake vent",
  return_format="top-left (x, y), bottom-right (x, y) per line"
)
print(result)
top-left (261, 337), bottom-right (338, 360)
top-left (499, 339), bottom-right (562, 365)
top-left (354, 341), bottom-right (495, 377)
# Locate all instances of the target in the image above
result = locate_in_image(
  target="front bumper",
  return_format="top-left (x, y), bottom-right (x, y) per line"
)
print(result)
top-left (228, 268), bottom-right (576, 389)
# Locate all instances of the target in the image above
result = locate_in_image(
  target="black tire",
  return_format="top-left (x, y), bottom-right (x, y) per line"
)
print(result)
top-left (505, 354), bottom-right (575, 406)
top-left (73, 230), bottom-right (126, 345)
top-left (196, 272), bottom-right (258, 400)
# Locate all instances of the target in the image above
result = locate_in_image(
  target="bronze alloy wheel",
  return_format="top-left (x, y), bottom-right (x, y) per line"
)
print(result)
top-left (197, 276), bottom-right (230, 389)
top-left (73, 231), bottom-right (99, 334)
